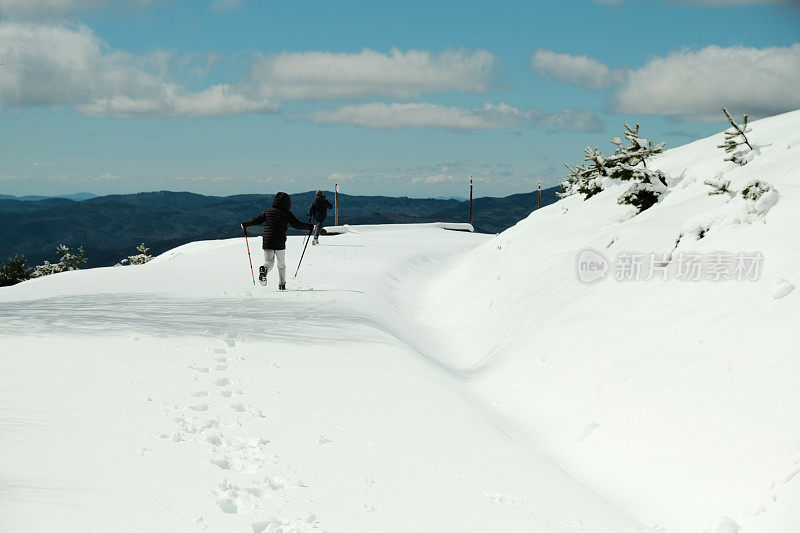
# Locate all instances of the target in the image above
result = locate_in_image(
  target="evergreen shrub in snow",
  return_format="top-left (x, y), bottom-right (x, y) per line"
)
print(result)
top-left (116, 243), bottom-right (153, 266)
top-left (740, 179), bottom-right (779, 217)
top-left (31, 245), bottom-right (87, 278)
top-left (617, 168), bottom-right (668, 212)
top-left (740, 179), bottom-right (772, 202)
top-left (560, 123), bottom-right (668, 213)
top-left (0, 255), bottom-right (31, 286)
top-left (718, 107), bottom-right (755, 166)
top-left (704, 178), bottom-right (734, 197)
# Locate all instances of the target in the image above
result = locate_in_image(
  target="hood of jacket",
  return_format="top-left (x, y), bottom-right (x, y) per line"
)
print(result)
top-left (272, 192), bottom-right (291, 210)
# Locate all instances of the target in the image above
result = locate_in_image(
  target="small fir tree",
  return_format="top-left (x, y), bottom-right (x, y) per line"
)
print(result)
top-left (704, 178), bottom-right (735, 197)
top-left (740, 179), bottom-right (772, 202)
top-left (31, 260), bottom-right (59, 278)
top-left (0, 255), bottom-right (31, 286)
top-left (116, 243), bottom-right (153, 266)
top-left (620, 123), bottom-right (666, 168)
top-left (718, 107), bottom-right (754, 166)
top-left (560, 122), bottom-right (667, 212)
top-left (617, 168), bottom-right (668, 212)
top-left (31, 245), bottom-right (87, 278)
top-left (56, 244), bottom-right (86, 271)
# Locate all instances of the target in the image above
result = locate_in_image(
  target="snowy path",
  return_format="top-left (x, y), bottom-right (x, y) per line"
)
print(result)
top-left (0, 225), bottom-right (649, 532)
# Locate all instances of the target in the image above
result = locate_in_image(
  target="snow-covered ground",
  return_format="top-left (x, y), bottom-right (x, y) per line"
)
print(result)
top-left (1, 110), bottom-right (799, 532)
top-left (0, 225), bottom-right (648, 532)
top-left (424, 109), bottom-right (800, 532)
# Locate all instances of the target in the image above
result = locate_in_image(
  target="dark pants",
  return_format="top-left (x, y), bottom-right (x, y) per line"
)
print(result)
top-left (314, 219), bottom-right (324, 239)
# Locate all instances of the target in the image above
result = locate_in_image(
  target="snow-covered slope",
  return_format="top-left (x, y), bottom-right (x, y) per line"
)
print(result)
top-left (2, 111), bottom-right (798, 533)
top-left (423, 110), bottom-right (800, 532)
top-left (0, 224), bottom-right (650, 532)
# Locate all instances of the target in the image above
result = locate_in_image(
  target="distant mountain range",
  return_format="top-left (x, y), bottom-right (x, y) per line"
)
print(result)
top-left (0, 192), bottom-right (98, 202)
top-left (0, 188), bottom-right (560, 268)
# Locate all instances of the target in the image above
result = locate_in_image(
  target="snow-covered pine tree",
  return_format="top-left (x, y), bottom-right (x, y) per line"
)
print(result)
top-left (31, 260), bottom-right (59, 278)
top-left (0, 255), bottom-right (31, 286)
top-left (603, 123), bottom-right (668, 213)
top-left (621, 123), bottom-right (666, 168)
top-left (740, 179), bottom-right (779, 216)
top-left (31, 245), bottom-right (87, 278)
top-left (606, 124), bottom-right (665, 180)
top-left (116, 243), bottom-right (153, 266)
top-left (740, 179), bottom-right (772, 202)
top-left (558, 159), bottom-right (602, 199)
top-left (577, 147), bottom-right (609, 198)
top-left (704, 178), bottom-right (734, 197)
top-left (718, 107), bottom-right (754, 166)
top-left (56, 244), bottom-right (86, 271)
top-left (616, 168), bottom-right (668, 212)
top-left (559, 123), bottom-right (667, 211)
top-left (558, 163), bottom-right (583, 198)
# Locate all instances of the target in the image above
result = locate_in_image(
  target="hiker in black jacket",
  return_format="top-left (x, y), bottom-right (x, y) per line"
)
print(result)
top-left (241, 192), bottom-right (313, 290)
top-left (308, 190), bottom-right (334, 245)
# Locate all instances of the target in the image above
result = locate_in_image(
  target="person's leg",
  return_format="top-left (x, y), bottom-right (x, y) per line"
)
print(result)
top-left (313, 220), bottom-right (322, 244)
top-left (264, 249), bottom-right (276, 273)
top-left (275, 249), bottom-right (287, 284)
top-left (259, 249), bottom-right (274, 285)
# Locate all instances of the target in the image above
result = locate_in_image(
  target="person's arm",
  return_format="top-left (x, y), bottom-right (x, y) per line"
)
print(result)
top-left (241, 211), bottom-right (266, 230)
top-left (325, 199), bottom-right (333, 210)
top-left (288, 212), bottom-right (313, 231)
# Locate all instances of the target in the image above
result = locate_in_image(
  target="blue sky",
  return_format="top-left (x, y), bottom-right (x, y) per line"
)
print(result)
top-left (1, 0), bottom-right (798, 198)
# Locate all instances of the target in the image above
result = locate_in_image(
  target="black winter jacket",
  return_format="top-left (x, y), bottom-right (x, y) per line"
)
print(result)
top-left (242, 192), bottom-right (313, 250)
top-left (308, 194), bottom-right (334, 222)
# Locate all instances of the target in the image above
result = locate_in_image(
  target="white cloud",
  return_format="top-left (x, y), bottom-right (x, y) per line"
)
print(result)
top-left (533, 44), bottom-right (800, 122)
top-left (411, 174), bottom-right (460, 184)
top-left (246, 48), bottom-right (496, 100)
top-left (613, 44), bottom-right (800, 121)
top-left (308, 102), bottom-right (536, 131)
top-left (541, 108), bottom-right (604, 132)
top-left (531, 49), bottom-right (626, 90)
top-left (307, 102), bottom-right (603, 132)
top-left (79, 84), bottom-right (277, 118)
top-left (0, 22), bottom-right (275, 117)
top-left (0, 26), bottom-right (494, 118)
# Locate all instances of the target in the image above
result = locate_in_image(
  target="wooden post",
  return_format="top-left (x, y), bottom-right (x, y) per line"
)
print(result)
top-left (469, 177), bottom-right (473, 225)
top-left (334, 183), bottom-right (339, 226)
top-left (538, 182), bottom-right (541, 210)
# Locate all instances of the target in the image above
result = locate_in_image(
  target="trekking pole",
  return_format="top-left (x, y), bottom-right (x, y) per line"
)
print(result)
top-left (294, 218), bottom-right (314, 278)
top-left (243, 227), bottom-right (255, 285)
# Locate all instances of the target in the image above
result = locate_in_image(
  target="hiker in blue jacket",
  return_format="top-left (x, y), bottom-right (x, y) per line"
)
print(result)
top-left (308, 190), bottom-right (334, 245)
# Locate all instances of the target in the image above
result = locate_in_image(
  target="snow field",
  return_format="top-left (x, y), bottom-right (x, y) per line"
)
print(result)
top-left (3, 110), bottom-right (800, 532)
top-left (0, 224), bottom-right (649, 532)
top-left (422, 110), bottom-right (800, 532)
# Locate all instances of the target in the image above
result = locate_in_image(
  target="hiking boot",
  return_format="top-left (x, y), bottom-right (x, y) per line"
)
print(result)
top-left (278, 282), bottom-right (286, 291)
top-left (258, 266), bottom-right (267, 286)
top-left (312, 237), bottom-right (319, 245)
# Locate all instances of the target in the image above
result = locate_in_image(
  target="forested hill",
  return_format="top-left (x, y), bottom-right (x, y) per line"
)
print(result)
top-left (0, 188), bottom-right (560, 268)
